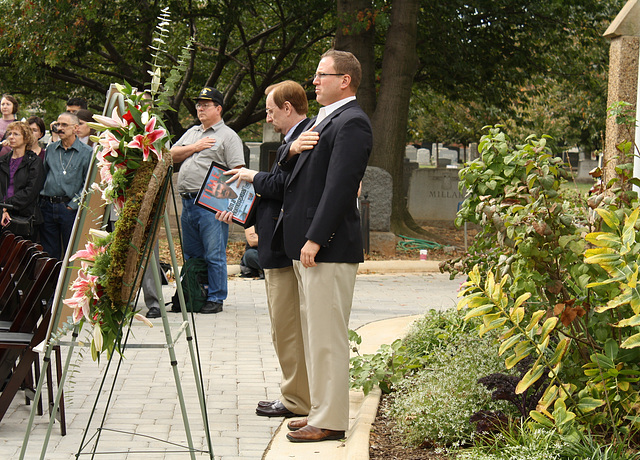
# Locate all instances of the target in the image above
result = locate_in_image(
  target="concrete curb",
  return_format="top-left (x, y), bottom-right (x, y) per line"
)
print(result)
top-left (344, 388), bottom-right (382, 460)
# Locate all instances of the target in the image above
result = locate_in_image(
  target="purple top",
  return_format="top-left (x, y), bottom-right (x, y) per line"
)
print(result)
top-left (6, 155), bottom-right (23, 199)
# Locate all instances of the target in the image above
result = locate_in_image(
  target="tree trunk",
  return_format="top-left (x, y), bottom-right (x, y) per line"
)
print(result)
top-left (369, 0), bottom-right (419, 234)
top-left (334, 0), bottom-right (377, 118)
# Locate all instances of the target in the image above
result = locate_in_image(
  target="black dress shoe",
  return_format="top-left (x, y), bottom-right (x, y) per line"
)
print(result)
top-left (257, 400), bottom-right (275, 408)
top-left (256, 400), bottom-right (296, 418)
top-left (146, 307), bottom-right (161, 318)
top-left (200, 301), bottom-right (223, 314)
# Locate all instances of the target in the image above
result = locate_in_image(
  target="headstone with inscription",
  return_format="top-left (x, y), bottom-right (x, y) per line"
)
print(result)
top-left (407, 168), bottom-right (464, 221)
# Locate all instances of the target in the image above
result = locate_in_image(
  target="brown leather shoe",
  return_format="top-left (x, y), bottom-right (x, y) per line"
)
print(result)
top-left (287, 418), bottom-right (308, 431)
top-left (286, 424), bottom-right (345, 443)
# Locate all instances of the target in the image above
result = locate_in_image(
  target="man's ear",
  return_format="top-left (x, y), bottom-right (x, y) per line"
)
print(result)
top-left (340, 74), bottom-right (351, 90)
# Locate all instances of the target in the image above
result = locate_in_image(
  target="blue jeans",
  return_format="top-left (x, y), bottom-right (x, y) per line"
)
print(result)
top-left (181, 198), bottom-right (228, 303)
top-left (39, 200), bottom-right (77, 260)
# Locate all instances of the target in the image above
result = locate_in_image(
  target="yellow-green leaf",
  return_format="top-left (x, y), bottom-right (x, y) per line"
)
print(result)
top-left (516, 362), bottom-right (545, 394)
top-left (464, 304), bottom-right (495, 320)
top-left (621, 332), bottom-right (640, 349)
top-left (529, 410), bottom-right (554, 428)
top-left (548, 338), bottom-right (571, 366)
top-left (514, 292), bottom-right (531, 309)
top-left (499, 333), bottom-right (523, 356)
top-left (526, 310), bottom-right (547, 332)
top-left (615, 314), bottom-right (640, 328)
top-left (595, 208), bottom-right (620, 228)
top-left (540, 317), bottom-right (558, 340)
top-left (576, 397), bottom-right (605, 413)
top-left (510, 306), bottom-right (525, 325)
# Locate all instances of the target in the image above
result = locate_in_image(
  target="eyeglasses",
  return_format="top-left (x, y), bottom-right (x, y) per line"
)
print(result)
top-left (313, 72), bottom-right (345, 80)
top-left (196, 102), bottom-right (215, 109)
top-left (265, 108), bottom-right (275, 116)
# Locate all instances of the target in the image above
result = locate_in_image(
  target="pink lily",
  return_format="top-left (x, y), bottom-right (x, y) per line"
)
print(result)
top-left (93, 107), bottom-right (128, 129)
top-left (70, 241), bottom-right (106, 263)
top-left (69, 270), bottom-right (99, 300)
top-left (134, 313), bottom-right (154, 327)
top-left (127, 116), bottom-right (166, 161)
top-left (64, 294), bottom-right (91, 323)
top-left (98, 131), bottom-right (121, 159)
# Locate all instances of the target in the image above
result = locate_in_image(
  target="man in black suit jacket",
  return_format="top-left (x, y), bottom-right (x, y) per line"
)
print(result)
top-left (277, 50), bottom-right (373, 443)
top-left (220, 81), bottom-right (312, 419)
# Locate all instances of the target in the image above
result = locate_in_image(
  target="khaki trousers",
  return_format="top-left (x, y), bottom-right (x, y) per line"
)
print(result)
top-left (264, 266), bottom-right (310, 414)
top-left (293, 261), bottom-right (358, 431)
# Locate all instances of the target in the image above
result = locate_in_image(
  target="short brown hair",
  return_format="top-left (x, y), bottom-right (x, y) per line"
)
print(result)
top-left (6, 121), bottom-right (35, 148)
top-left (321, 50), bottom-right (362, 92)
top-left (27, 116), bottom-right (46, 139)
top-left (265, 80), bottom-right (308, 116)
top-left (2, 94), bottom-right (19, 114)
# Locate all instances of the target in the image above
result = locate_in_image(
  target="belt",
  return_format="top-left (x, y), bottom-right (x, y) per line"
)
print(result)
top-left (42, 196), bottom-right (70, 203)
top-left (180, 192), bottom-right (199, 200)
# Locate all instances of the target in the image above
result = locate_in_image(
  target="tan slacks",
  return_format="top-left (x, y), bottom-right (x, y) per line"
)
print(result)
top-left (264, 266), bottom-right (310, 414)
top-left (293, 260), bottom-right (358, 431)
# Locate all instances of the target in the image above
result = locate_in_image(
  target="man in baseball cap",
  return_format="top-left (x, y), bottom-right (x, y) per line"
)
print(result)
top-left (170, 86), bottom-right (245, 314)
top-left (195, 87), bottom-right (224, 105)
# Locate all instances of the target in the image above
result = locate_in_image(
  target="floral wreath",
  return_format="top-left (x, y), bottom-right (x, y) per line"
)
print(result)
top-left (64, 84), bottom-right (172, 360)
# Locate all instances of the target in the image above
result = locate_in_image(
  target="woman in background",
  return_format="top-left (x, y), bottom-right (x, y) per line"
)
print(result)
top-left (27, 116), bottom-right (47, 162)
top-left (0, 121), bottom-right (44, 240)
top-left (0, 94), bottom-right (19, 157)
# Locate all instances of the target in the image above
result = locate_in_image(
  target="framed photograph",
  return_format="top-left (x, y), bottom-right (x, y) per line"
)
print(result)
top-left (195, 162), bottom-right (257, 225)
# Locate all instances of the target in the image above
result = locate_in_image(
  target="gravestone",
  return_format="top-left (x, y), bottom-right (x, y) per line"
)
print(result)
top-left (416, 148), bottom-right (431, 166)
top-left (361, 166), bottom-right (396, 256)
top-left (408, 168), bottom-right (464, 221)
top-left (577, 158), bottom-right (600, 182)
top-left (405, 144), bottom-right (418, 161)
top-left (438, 148), bottom-right (458, 166)
top-left (469, 143), bottom-right (479, 161)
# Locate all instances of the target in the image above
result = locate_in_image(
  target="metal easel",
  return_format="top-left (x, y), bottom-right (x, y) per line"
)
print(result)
top-left (19, 86), bottom-right (214, 459)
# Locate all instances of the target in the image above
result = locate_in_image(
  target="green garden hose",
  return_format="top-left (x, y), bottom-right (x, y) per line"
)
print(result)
top-left (396, 235), bottom-right (444, 251)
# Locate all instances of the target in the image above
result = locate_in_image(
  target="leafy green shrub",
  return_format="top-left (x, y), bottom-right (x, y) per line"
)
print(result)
top-left (450, 121), bottom-right (640, 446)
top-left (387, 322), bottom-right (512, 448)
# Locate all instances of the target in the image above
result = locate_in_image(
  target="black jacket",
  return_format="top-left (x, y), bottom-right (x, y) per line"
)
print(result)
top-left (276, 101), bottom-right (372, 263)
top-left (252, 118), bottom-right (310, 269)
top-left (0, 150), bottom-right (45, 224)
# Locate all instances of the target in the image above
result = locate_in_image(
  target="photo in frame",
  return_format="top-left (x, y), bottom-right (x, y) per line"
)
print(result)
top-left (195, 162), bottom-right (257, 225)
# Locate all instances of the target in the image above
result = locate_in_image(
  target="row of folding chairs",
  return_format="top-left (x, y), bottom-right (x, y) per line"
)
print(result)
top-left (0, 230), bottom-right (66, 435)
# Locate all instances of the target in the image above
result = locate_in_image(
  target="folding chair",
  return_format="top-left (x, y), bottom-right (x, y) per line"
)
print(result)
top-left (0, 260), bottom-right (65, 434)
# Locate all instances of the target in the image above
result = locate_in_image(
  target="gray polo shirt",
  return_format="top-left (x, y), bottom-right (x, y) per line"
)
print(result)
top-left (175, 120), bottom-right (245, 193)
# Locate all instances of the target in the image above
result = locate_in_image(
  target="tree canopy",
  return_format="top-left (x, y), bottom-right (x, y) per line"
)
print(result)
top-left (0, 0), bottom-right (628, 232)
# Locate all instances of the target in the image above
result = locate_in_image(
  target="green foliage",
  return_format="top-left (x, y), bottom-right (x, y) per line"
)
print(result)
top-left (349, 336), bottom-right (421, 395)
top-left (387, 325), bottom-right (511, 448)
top-left (457, 422), bottom-right (565, 460)
top-left (349, 308), bottom-right (479, 395)
top-left (449, 121), bottom-right (640, 446)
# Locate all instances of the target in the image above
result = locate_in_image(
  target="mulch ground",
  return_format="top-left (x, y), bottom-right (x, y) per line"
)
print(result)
top-left (370, 394), bottom-right (452, 459)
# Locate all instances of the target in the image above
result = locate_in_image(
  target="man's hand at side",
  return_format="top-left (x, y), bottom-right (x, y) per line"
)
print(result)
top-left (300, 240), bottom-right (320, 268)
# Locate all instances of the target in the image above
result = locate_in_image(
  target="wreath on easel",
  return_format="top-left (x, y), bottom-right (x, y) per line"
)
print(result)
top-left (64, 84), bottom-right (172, 360)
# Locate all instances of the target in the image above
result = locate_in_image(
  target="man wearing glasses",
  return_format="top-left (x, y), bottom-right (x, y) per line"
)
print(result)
top-left (171, 87), bottom-right (245, 314)
top-left (276, 50), bottom-right (373, 442)
top-left (40, 111), bottom-right (92, 259)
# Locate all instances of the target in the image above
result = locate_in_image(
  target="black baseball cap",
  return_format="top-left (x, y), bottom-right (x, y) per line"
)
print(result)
top-left (195, 87), bottom-right (224, 105)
